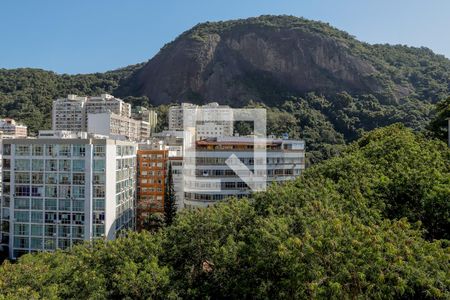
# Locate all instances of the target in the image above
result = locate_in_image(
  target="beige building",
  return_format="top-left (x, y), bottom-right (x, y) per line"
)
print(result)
top-left (168, 103), bottom-right (233, 139)
top-left (0, 118), bottom-right (28, 138)
top-left (52, 94), bottom-right (132, 133)
top-left (52, 94), bottom-right (147, 142)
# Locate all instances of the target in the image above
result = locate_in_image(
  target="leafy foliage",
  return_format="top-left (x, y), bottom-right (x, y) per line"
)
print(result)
top-left (1, 125), bottom-right (449, 299)
top-left (428, 96), bottom-right (450, 141)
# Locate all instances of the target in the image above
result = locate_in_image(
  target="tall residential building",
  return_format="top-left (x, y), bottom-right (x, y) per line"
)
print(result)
top-left (0, 118), bottom-right (28, 138)
top-left (52, 94), bottom-right (88, 132)
top-left (136, 144), bottom-right (168, 230)
top-left (87, 112), bottom-right (142, 141)
top-left (52, 94), bottom-right (142, 141)
top-left (183, 137), bottom-right (305, 208)
top-left (84, 94), bottom-right (131, 118)
top-left (168, 103), bottom-right (233, 139)
top-left (133, 106), bottom-right (158, 134)
top-left (0, 131), bottom-right (136, 259)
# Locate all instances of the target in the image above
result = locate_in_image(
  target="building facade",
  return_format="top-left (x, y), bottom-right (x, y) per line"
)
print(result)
top-left (0, 118), bottom-right (28, 138)
top-left (52, 94), bottom-right (148, 142)
top-left (136, 146), bottom-right (168, 230)
top-left (87, 112), bottom-right (143, 142)
top-left (183, 137), bottom-right (305, 208)
top-left (0, 132), bottom-right (136, 259)
top-left (168, 103), bottom-right (233, 139)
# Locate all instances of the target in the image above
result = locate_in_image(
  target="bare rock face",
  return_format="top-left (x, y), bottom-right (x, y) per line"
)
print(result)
top-left (116, 16), bottom-right (404, 105)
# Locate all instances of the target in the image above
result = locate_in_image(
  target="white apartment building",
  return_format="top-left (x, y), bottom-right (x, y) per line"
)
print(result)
top-left (0, 118), bottom-right (28, 138)
top-left (52, 94), bottom-right (88, 132)
top-left (52, 94), bottom-right (147, 141)
top-left (168, 103), bottom-right (233, 139)
top-left (132, 106), bottom-right (158, 134)
top-left (87, 112), bottom-right (145, 142)
top-left (183, 137), bottom-right (305, 208)
top-left (0, 131), bottom-right (136, 259)
top-left (85, 94), bottom-right (131, 118)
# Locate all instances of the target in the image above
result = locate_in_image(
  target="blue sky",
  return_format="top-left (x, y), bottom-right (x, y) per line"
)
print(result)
top-left (1, 0), bottom-right (449, 74)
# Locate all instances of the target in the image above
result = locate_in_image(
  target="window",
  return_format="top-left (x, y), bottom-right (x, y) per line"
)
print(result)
top-left (3, 144), bottom-right (11, 155)
top-left (59, 186), bottom-right (71, 198)
top-left (73, 160), bottom-right (85, 172)
top-left (15, 145), bottom-right (30, 156)
top-left (2, 159), bottom-right (11, 169)
top-left (31, 211), bottom-right (43, 223)
top-left (31, 198), bottom-right (43, 210)
top-left (45, 160), bottom-right (57, 171)
top-left (15, 185), bottom-right (30, 196)
top-left (73, 213), bottom-right (84, 225)
top-left (58, 225), bottom-right (70, 236)
top-left (32, 173), bottom-right (44, 184)
top-left (32, 160), bottom-right (44, 171)
top-left (94, 186), bottom-right (105, 198)
top-left (32, 145), bottom-right (43, 156)
top-left (93, 198), bottom-right (105, 210)
top-left (94, 145), bottom-right (105, 157)
top-left (58, 145), bottom-right (71, 157)
top-left (72, 145), bottom-right (86, 157)
top-left (15, 159), bottom-right (30, 171)
top-left (93, 225), bottom-right (105, 237)
top-left (30, 237), bottom-right (43, 249)
top-left (45, 186), bottom-right (57, 198)
top-left (31, 186), bottom-right (44, 197)
top-left (45, 145), bottom-right (55, 156)
top-left (31, 224), bottom-right (43, 236)
top-left (72, 200), bottom-right (84, 212)
top-left (73, 186), bottom-right (85, 199)
top-left (14, 224), bottom-right (29, 235)
top-left (72, 173), bottom-right (85, 185)
top-left (14, 198), bottom-right (29, 209)
top-left (45, 199), bottom-right (57, 210)
top-left (59, 173), bottom-right (70, 185)
top-left (59, 160), bottom-right (71, 171)
top-left (93, 159), bottom-right (105, 172)
top-left (73, 226), bottom-right (84, 238)
top-left (14, 211), bottom-right (29, 222)
top-left (44, 225), bottom-right (56, 237)
top-left (15, 172), bottom-right (30, 184)
top-left (45, 174), bottom-right (58, 184)
top-left (44, 212), bottom-right (57, 224)
top-left (3, 171), bottom-right (10, 183)
top-left (58, 199), bottom-right (71, 211)
top-left (14, 237), bottom-right (29, 248)
top-left (93, 173), bottom-right (105, 184)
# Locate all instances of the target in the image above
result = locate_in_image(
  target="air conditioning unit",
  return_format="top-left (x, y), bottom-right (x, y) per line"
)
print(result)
top-left (52, 233), bottom-right (57, 237)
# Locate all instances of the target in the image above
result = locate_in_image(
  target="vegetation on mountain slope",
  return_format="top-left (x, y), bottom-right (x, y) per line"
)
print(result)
top-left (1, 125), bottom-right (448, 299)
top-left (0, 64), bottom-right (143, 133)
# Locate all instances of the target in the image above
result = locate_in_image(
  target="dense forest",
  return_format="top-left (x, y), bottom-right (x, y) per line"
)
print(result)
top-left (0, 124), bottom-right (448, 299)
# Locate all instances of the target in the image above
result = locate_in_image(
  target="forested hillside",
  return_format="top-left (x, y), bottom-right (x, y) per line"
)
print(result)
top-left (1, 125), bottom-right (448, 299)
top-left (0, 64), bottom-right (143, 133)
